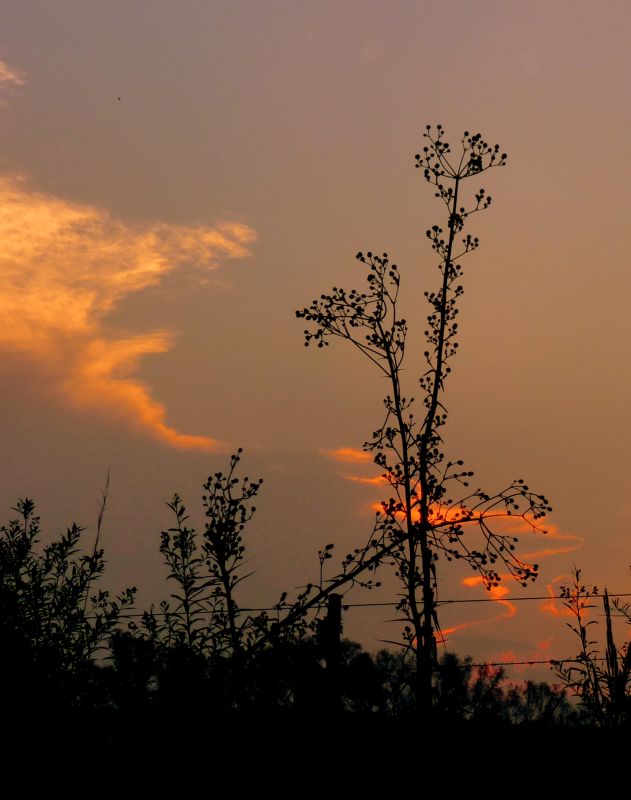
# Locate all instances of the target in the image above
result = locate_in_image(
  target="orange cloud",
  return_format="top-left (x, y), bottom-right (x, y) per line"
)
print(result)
top-left (0, 59), bottom-right (26, 107)
top-left (343, 474), bottom-right (387, 486)
top-left (326, 442), bottom-right (585, 644)
top-left (363, 499), bottom-right (582, 570)
top-left (0, 175), bottom-right (256, 450)
top-left (320, 447), bottom-right (372, 463)
top-left (438, 577), bottom-right (518, 644)
top-left (490, 640), bottom-right (556, 675)
top-left (539, 575), bottom-right (572, 618)
top-left (0, 60), bottom-right (26, 89)
top-left (519, 521), bottom-right (583, 560)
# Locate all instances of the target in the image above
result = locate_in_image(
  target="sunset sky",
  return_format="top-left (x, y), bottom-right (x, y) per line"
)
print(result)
top-left (2, 0), bottom-right (631, 675)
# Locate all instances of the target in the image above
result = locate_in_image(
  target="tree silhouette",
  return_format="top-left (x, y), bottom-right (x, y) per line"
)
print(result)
top-left (297, 126), bottom-right (551, 714)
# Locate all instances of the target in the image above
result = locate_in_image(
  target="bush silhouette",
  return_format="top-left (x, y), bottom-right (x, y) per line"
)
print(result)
top-left (0, 497), bottom-right (134, 734)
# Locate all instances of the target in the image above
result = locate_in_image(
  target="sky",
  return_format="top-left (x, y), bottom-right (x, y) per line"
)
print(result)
top-left (2, 0), bottom-right (631, 678)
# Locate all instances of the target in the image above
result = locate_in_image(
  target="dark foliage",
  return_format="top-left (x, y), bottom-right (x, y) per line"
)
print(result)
top-left (553, 567), bottom-right (631, 727)
top-left (0, 497), bottom-right (134, 722)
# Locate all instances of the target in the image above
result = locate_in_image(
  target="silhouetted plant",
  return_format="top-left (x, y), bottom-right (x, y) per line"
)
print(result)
top-left (553, 567), bottom-right (631, 727)
top-left (297, 126), bottom-right (551, 714)
top-left (467, 663), bottom-right (510, 720)
top-left (124, 450), bottom-right (396, 713)
top-left (107, 629), bottom-right (157, 713)
top-left (374, 648), bottom-right (417, 716)
top-left (0, 477), bottom-right (580, 729)
top-left (0, 497), bottom-right (135, 714)
top-left (130, 450), bottom-right (265, 707)
top-left (505, 679), bottom-right (573, 726)
top-left (434, 651), bottom-right (471, 718)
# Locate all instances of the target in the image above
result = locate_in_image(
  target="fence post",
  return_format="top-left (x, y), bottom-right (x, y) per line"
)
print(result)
top-left (323, 593), bottom-right (343, 713)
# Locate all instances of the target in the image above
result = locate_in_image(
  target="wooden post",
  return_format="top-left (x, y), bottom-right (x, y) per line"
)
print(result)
top-left (323, 593), bottom-right (343, 713)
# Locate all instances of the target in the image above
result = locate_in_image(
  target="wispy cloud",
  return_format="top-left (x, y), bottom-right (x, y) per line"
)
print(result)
top-left (0, 59), bottom-right (26, 88)
top-left (0, 175), bottom-right (256, 450)
top-left (326, 448), bottom-right (585, 645)
top-left (438, 578), bottom-right (517, 643)
top-left (320, 446), bottom-right (372, 464)
top-left (0, 59), bottom-right (26, 106)
top-left (343, 474), bottom-right (387, 486)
